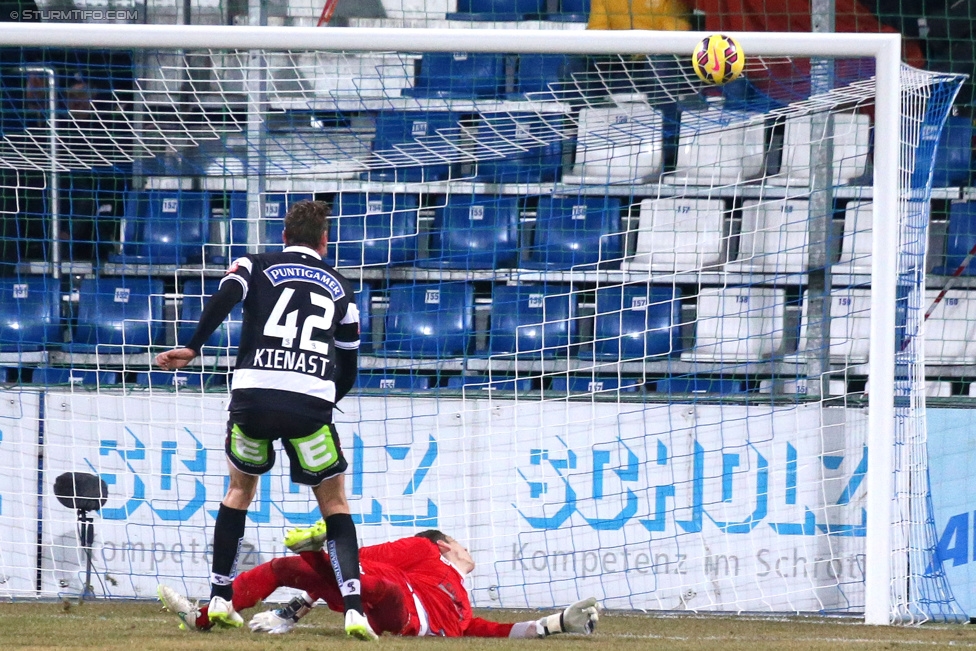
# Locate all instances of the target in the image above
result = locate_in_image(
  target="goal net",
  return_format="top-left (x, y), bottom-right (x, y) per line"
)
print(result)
top-left (0, 25), bottom-right (965, 624)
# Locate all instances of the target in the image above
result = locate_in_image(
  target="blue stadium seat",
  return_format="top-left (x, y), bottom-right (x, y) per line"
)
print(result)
top-left (365, 111), bottom-right (462, 182)
top-left (940, 202), bottom-right (976, 276)
top-left (328, 194), bottom-right (419, 267)
top-left (490, 284), bottom-right (576, 357)
top-left (404, 53), bottom-right (509, 99)
top-left (932, 116), bottom-right (973, 188)
top-left (32, 367), bottom-right (119, 386)
top-left (219, 192), bottom-right (315, 256)
top-left (586, 285), bottom-right (683, 361)
top-left (134, 371), bottom-right (227, 390)
top-left (355, 374), bottom-right (432, 391)
top-left (513, 54), bottom-right (587, 98)
top-left (473, 113), bottom-right (566, 183)
top-left (446, 375), bottom-right (533, 391)
top-left (72, 277), bottom-right (164, 352)
top-left (547, 0), bottom-right (590, 21)
top-left (0, 277), bottom-right (61, 351)
top-left (523, 196), bottom-right (622, 270)
top-left (420, 195), bottom-right (519, 269)
top-left (550, 376), bottom-right (641, 393)
top-left (179, 279), bottom-right (243, 353)
top-left (380, 283), bottom-right (474, 358)
top-left (110, 191), bottom-right (211, 265)
top-left (447, 0), bottom-right (545, 20)
top-left (653, 377), bottom-right (747, 394)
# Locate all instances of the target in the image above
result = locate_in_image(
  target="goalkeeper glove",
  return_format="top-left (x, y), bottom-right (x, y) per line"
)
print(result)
top-left (537, 597), bottom-right (600, 636)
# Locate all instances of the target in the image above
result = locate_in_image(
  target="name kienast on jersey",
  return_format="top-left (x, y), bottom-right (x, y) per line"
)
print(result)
top-left (222, 245), bottom-right (360, 420)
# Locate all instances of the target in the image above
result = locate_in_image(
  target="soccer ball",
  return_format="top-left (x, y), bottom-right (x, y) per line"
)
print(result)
top-left (691, 34), bottom-right (745, 86)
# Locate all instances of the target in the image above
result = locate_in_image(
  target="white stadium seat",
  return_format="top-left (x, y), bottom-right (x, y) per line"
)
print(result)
top-left (769, 113), bottom-right (870, 187)
top-left (798, 288), bottom-right (871, 363)
top-left (664, 109), bottom-right (765, 186)
top-left (624, 197), bottom-right (728, 272)
top-left (726, 199), bottom-right (810, 274)
top-left (836, 201), bottom-right (873, 274)
top-left (563, 100), bottom-right (663, 185)
top-left (923, 289), bottom-right (976, 365)
top-left (683, 287), bottom-right (785, 361)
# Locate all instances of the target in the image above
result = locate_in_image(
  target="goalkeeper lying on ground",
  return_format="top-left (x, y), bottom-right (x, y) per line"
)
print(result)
top-left (159, 523), bottom-right (600, 638)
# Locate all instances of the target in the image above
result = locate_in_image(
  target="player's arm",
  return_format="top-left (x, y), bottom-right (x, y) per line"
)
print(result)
top-left (332, 297), bottom-right (360, 403)
top-left (156, 258), bottom-right (249, 370)
top-left (500, 598), bottom-right (601, 639)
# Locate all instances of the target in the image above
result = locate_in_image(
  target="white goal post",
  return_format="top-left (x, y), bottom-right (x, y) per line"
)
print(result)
top-left (0, 23), bottom-right (954, 625)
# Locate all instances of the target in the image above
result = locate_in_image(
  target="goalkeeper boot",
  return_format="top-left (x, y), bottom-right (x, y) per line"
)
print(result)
top-left (157, 584), bottom-right (209, 632)
top-left (248, 593), bottom-right (314, 635)
top-left (344, 609), bottom-right (379, 641)
top-left (283, 519), bottom-right (328, 553)
top-left (207, 595), bottom-right (244, 629)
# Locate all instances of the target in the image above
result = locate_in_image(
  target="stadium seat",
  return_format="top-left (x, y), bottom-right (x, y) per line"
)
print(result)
top-left (446, 375), bottom-right (533, 392)
top-left (420, 195), bottom-right (520, 269)
top-left (134, 371), bottom-right (227, 390)
top-left (447, 0), bottom-right (545, 20)
top-left (797, 288), bottom-right (871, 363)
top-left (546, 0), bottom-right (590, 21)
top-left (769, 113), bottom-right (871, 187)
top-left (624, 197), bottom-right (728, 272)
top-left (473, 112), bottom-right (566, 183)
top-left (684, 287), bottom-right (786, 361)
top-left (758, 378), bottom-right (848, 395)
top-left (549, 376), bottom-right (641, 393)
top-left (31, 367), bottom-right (119, 386)
top-left (355, 374), bottom-right (433, 391)
top-left (931, 116), bottom-right (973, 188)
top-left (328, 193), bottom-right (419, 267)
top-left (217, 190), bottom-right (341, 261)
top-left (72, 277), bottom-right (164, 352)
top-left (836, 201), bottom-right (872, 274)
top-left (726, 199), bottom-right (810, 274)
top-left (110, 191), bottom-right (211, 265)
top-left (489, 284), bottom-right (577, 357)
top-left (364, 111), bottom-right (462, 182)
top-left (522, 196), bottom-right (622, 270)
top-left (923, 289), bottom-right (976, 364)
top-left (939, 202), bottom-right (976, 276)
top-left (380, 283), bottom-right (474, 358)
top-left (512, 54), bottom-right (587, 98)
top-left (665, 109), bottom-right (765, 186)
top-left (586, 285), bottom-right (683, 361)
top-left (246, 193), bottom-right (315, 254)
top-left (926, 381), bottom-right (952, 397)
top-left (178, 279), bottom-right (244, 354)
top-left (562, 103), bottom-right (664, 185)
top-left (0, 277), bottom-right (62, 351)
top-left (652, 377), bottom-right (747, 394)
top-left (404, 53), bottom-right (509, 99)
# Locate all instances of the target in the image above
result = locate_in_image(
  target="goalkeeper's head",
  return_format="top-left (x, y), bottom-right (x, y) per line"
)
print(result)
top-left (415, 530), bottom-right (475, 575)
top-left (283, 200), bottom-right (331, 254)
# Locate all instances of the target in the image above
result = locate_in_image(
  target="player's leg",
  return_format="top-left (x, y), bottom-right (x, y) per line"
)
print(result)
top-left (210, 420), bottom-right (273, 628)
top-left (281, 424), bottom-right (376, 641)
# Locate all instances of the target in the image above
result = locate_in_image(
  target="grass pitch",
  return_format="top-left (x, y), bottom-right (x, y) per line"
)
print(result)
top-left (2, 601), bottom-right (976, 650)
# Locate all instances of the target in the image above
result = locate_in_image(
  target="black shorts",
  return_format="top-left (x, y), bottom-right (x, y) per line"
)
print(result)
top-left (225, 410), bottom-right (348, 486)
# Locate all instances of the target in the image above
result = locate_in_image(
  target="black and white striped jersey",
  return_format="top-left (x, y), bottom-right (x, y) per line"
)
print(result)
top-left (220, 245), bottom-right (359, 420)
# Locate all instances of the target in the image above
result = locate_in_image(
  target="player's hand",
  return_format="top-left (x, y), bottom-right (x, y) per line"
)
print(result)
top-left (561, 597), bottom-right (600, 634)
top-left (155, 347), bottom-right (197, 370)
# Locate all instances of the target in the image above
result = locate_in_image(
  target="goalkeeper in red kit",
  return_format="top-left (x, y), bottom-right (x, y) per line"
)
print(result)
top-left (159, 523), bottom-right (600, 639)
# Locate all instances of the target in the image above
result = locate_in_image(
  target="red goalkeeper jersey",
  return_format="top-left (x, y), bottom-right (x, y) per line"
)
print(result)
top-left (360, 537), bottom-right (512, 638)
